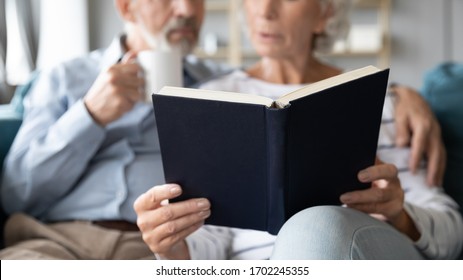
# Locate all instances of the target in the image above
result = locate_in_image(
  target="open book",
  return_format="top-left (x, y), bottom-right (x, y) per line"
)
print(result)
top-left (152, 66), bottom-right (389, 234)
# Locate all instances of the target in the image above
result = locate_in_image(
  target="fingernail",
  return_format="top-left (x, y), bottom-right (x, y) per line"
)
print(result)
top-left (198, 210), bottom-right (211, 218)
top-left (197, 199), bottom-right (209, 209)
top-left (340, 193), bottom-right (352, 203)
top-left (170, 185), bottom-right (181, 195)
top-left (358, 170), bottom-right (370, 181)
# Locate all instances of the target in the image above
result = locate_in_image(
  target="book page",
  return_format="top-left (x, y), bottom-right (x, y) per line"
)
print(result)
top-left (276, 65), bottom-right (381, 108)
top-left (157, 86), bottom-right (275, 107)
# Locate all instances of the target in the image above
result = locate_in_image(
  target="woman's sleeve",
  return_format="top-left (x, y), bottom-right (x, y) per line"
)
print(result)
top-left (185, 225), bottom-right (234, 260)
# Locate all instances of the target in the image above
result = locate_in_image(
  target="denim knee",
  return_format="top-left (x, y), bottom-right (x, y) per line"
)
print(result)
top-left (271, 206), bottom-right (422, 259)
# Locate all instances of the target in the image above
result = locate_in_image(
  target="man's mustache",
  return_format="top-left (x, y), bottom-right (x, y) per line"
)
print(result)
top-left (165, 17), bottom-right (198, 33)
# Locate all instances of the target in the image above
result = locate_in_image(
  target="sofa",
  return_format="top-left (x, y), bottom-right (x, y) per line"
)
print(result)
top-left (0, 64), bottom-right (462, 257)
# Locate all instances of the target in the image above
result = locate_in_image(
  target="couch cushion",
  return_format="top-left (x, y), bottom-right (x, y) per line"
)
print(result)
top-left (421, 62), bottom-right (463, 214)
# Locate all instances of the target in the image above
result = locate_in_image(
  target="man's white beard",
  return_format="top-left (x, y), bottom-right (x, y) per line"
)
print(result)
top-left (137, 16), bottom-right (194, 56)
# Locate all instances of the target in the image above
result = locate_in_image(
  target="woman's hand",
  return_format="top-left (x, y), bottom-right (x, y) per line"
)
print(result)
top-left (133, 184), bottom-right (211, 259)
top-left (340, 159), bottom-right (420, 241)
top-left (392, 85), bottom-right (446, 186)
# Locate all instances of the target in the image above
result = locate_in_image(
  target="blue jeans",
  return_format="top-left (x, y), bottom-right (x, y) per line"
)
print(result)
top-left (271, 206), bottom-right (424, 259)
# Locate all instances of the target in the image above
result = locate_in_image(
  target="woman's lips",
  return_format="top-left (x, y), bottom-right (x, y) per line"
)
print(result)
top-left (257, 32), bottom-right (283, 43)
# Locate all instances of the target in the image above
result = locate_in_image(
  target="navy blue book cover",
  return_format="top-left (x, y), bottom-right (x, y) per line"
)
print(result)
top-left (153, 68), bottom-right (389, 234)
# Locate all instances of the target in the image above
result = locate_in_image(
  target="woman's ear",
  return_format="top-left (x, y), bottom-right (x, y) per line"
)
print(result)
top-left (314, 1), bottom-right (335, 35)
top-left (114, 0), bottom-right (137, 23)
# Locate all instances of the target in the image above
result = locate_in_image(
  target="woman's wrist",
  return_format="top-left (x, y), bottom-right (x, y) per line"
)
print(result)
top-left (390, 210), bottom-right (421, 241)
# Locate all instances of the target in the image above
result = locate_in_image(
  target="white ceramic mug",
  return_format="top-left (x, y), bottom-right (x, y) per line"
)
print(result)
top-left (137, 48), bottom-right (183, 102)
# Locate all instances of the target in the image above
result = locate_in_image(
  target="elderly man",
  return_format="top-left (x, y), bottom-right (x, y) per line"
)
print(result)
top-left (0, 0), bottom-right (445, 259)
top-left (0, 0), bottom-right (224, 260)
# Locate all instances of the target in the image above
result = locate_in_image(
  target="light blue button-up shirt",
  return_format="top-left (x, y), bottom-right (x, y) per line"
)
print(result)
top-left (1, 36), bottom-right (229, 223)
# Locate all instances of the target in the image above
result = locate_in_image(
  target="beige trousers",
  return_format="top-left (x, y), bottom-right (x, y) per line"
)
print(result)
top-left (0, 213), bottom-right (155, 260)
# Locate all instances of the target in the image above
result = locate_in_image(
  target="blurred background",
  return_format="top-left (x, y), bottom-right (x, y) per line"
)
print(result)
top-left (1, 0), bottom-right (462, 104)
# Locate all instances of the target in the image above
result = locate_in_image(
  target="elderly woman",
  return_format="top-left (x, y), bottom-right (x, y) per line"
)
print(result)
top-left (134, 0), bottom-right (462, 259)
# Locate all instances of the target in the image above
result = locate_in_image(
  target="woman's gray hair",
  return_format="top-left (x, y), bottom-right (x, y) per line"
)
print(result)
top-left (315, 0), bottom-right (353, 53)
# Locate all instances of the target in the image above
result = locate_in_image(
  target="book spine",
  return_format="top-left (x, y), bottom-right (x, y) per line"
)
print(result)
top-left (265, 106), bottom-right (289, 235)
